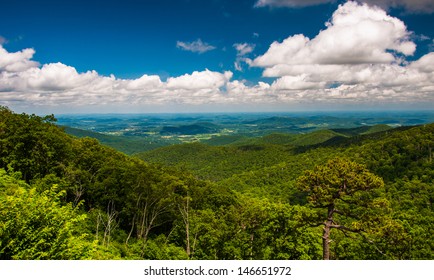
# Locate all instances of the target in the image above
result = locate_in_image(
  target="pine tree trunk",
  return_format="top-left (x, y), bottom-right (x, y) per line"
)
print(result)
top-left (323, 224), bottom-right (331, 260)
top-left (323, 205), bottom-right (334, 260)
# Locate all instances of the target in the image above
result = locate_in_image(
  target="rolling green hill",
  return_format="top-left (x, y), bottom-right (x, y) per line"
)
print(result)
top-left (137, 142), bottom-right (292, 181)
top-left (135, 125), bottom-right (393, 180)
top-left (62, 126), bottom-right (171, 154)
top-left (202, 134), bottom-right (250, 146)
top-left (288, 130), bottom-right (343, 146)
top-left (330, 124), bottom-right (392, 136)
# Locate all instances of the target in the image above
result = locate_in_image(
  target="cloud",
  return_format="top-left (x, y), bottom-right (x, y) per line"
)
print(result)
top-left (176, 39), bottom-right (216, 54)
top-left (234, 43), bottom-right (255, 57)
top-left (233, 43), bottom-right (255, 71)
top-left (0, 45), bottom-right (39, 72)
top-left (255, 0), bottom-right (335, 8)
top-left (167, 69), bottom-right (232, 90)
top-left (122, 74), bottom-right (163, 91)
top-left (252, 1), bottom-right (415, 72)
top-left (25, 63), bottom-right (100, 91)
top-left (0, 43), bottom-right (236, 109)
top-left (410, 52), bottom-right (434, 73)
top-left (271, 74), bottom-right (327, 90)
top-left (249, 1), bottom-right (434, 105)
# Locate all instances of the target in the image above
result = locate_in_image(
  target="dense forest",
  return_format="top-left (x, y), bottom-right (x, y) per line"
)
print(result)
top-left (1, 106), bottom-right (433, 260)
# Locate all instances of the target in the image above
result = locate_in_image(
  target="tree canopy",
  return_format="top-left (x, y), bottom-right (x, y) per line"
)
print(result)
top-left (1, 106), bottom-right (433, 260)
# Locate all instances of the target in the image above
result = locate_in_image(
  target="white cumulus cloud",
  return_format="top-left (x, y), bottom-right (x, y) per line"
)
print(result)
top-left (167, 69), bottom-right (232, 90)
top-left (0, 43), bottom-right (236, 110)
top-left (252, 1), bottom-right (415, 72)
top-left (410, 52), bottom-right (434, 73)
top-left (0, 45), bottom-right (39, 72)
top-left (250, 1), bottom-right (434, 105)
top-left (25, 63), bottom-right (99, 91)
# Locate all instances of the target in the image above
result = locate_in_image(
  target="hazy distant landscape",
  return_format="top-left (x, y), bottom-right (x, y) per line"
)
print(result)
top-left (57, 111), bottom-right (434, 154)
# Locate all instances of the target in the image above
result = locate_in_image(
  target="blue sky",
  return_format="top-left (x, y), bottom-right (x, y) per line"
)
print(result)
top-left (1, 0), bottom-right (434, 113)
top-left (1, 0), bottom-right (336, 79)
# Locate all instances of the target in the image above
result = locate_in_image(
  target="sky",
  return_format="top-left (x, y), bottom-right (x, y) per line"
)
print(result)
top-left (1, 0), bottom-right (434, 114)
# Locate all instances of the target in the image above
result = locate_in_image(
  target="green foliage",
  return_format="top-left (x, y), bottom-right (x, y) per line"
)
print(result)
top-left (63, 126), bottom-right (165, 154)
top-left (170, 199), bottom-right (322, 260)
top-left (1, 106), bottom-right (433, 260)
top-left (296, 159), bottom-right (390, 259)
top-left (137, 142), bottom-right (296, 181)
top-left (296, 158), bottom-right (384, 207)
top-left (203, 134), bottom-right (249, 146)
top-left (0, 169), bottom-right (91, 259)
top-left (0, 107), bottom-right (72, 181)
top-left (289, 130), bottom-right (343, 146)
top-left (330, 124), bottom-right (392, 137)
top-left (347, 124), bottom-right (434, 182)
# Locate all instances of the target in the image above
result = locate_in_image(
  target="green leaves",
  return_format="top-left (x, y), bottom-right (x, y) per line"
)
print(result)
top-left (297, 158), bottom-right (384, 207)
top-left (1, 107), bottom-right (434, 260)
top-left (0, 170), bottom-right (91, 259)
top-left (296, 158), bottom-right (389, 259)
top-left (0, 108), bottom-right (72, 181)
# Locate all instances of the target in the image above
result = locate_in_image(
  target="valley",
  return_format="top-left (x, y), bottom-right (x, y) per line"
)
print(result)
top-left (57, 111), bottom-right (434, 154)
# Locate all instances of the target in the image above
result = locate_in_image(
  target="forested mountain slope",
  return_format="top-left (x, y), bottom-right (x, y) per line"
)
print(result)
top-left (135, 124), bottom-right (409, 183)
top-left (1, 106), bottom-right (433, 260)
top-left (62, 126), bottom-right (167, 154)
